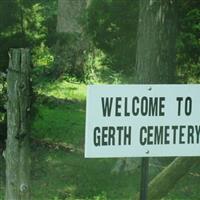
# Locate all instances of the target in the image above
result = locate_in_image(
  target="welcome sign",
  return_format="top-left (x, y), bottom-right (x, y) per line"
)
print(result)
top-left (85, 85), bottom-right (200, 158)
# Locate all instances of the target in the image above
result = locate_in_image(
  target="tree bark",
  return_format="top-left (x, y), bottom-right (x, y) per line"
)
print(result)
top-left (54, 0), bottom-right (88, 79)
top-left (6, 49), bottom-right (31, 200)
top-left (112, 0), bottom-right (177, 174)
top-left (134, 0), bottom-right (199, 199)
top-left (57, 0), bottom-right (86, 34)
top-left (135, 0), bottom-right (176, 84)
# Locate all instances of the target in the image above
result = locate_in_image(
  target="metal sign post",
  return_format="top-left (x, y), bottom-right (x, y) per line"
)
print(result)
top-left (140, 157), bottom-right (149, 200)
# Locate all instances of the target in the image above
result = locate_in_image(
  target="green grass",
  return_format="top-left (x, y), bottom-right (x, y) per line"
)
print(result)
top-left (32, 78), bottom-right (87, 147)
top-left (30, 77), bottom-right (200, 200)
top-left (37, 78), bottom-right (86, 101)
top-left (32, 103), bottom-right (85, 147)
top-left (29, 78), bottom-right (141, 199)
top-left (32, 78), bottom-right (86, 147)
top-left (1, 77), bottom-right (200, 200)
top-left (30, 146), bottom-right (139, 200)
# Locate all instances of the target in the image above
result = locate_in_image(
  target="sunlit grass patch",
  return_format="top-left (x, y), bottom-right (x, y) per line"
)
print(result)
top-left (32, 103), bottom-right (85, 147)
top-left (37, 78), bottom-right (86, 101)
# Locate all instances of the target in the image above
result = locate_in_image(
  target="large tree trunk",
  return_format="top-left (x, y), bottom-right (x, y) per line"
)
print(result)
top-left (112, 0), bottom-right (177, 174)
top-left (5, 49), bottom-right (31, 200)
top-left (54, 0), bottom-right (88, 79)
top-left (57, 0), bottom-right (86, 33)
top-left (135, 0), bottom-right (176, 84)
top-left (134, 0), bottom-right (199, 199)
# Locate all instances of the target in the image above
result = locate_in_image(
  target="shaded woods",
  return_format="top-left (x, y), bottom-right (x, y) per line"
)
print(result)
top-left (0, 0), bottom-right (200, 200)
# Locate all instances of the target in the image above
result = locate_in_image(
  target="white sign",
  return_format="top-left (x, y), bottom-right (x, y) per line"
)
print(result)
top-left (85, 85), bottom-right (200, 158)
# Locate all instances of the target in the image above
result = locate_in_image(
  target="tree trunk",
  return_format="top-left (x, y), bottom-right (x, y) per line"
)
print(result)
top-left (57, 0), bottom-right (86, 34)
top-left (134, 0), bottom-right (199, 199)
top-left (6, 49), bottom-right (31, 200)
top-left (54, 0), bottom-right (88, 79)
top-left (112, 0), bottom-right (177, 174)
top-left (135, 0), bottom-right (176, 84)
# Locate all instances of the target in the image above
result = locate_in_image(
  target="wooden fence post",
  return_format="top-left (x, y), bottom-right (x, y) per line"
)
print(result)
top-left (5, 49), bottom-right (31, 200)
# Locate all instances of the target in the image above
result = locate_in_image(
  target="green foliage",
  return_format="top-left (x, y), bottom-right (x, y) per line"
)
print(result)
top-left (32, 43), bottom-right (54, 67)
top-left (176, 0), bottom-right (200, 83)
top-left (0, 1), bottom-right (19, 31)
top-left (87, 0), bottom-right (139, 74)
top-left (84, 48), bottom-right (121, 83)
top-left (0, 0), bottom-right (57, 72)
top-left (22, 2), bottom-right (47, 43)
top-left (84, 47), bottom-right (135, 84)
top-left (37, 79), bottom-right (86, 101)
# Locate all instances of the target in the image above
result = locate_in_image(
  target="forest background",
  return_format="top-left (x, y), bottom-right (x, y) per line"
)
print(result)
top-left (0, 0), bottom-right (200, 199)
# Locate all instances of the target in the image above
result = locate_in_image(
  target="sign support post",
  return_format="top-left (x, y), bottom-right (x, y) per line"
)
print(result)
top-left (140, 157), bottom-right (149, 200)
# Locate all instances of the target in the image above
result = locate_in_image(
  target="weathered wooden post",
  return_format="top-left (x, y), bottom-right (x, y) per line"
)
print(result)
top-left (5, 49), bottom-right (31, 200)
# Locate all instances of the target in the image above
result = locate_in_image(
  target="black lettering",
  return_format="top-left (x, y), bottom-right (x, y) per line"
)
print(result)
top-left (195, 126), bottom-right (200, 144)
top-left (101, 97), bottom-right (113, 117)
top-left (171, 126), bottom-right (178, 144)
top-left (132, 97), bottom-right (139, 115)
top-left (124, 126), bottom-right (131, 145)
top-left (108, 127), bottom-right (115, 145)
top-left (159, 97), bottom-right (165, 116)
top-left (102, 127), bottom-right (108, 145)
top-left (164, 126), bottom-right (170, 144)
top-left (185, 97), bottom-right (192, 116)
top-left (140, 127), bottom-right (147, 145)
top-left (179, 125), bottom-right (186, 144)
top-left (117, 126), bottom-right (123, 145)
top-left (149, 97), bottom-right (158, 116)
top-left (176, 97), bottom-right (183, 116)
top-left (94, 127), bottom-right (101, 146)
top-left (115, 97), bottom-right (122, 116)
top-left (154, 126), bottom-right (164, 144)
top-left (141, 97), bottom-right (148, 116)
top-left (147, 126), bottom-right (154, 145)
top-left (187, 125), bottom-right (194, 144)
top-left (124, 97), bottom-right (130, 116)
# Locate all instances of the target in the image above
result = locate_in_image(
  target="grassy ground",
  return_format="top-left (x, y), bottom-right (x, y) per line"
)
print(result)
top-left (1, 77), bottom-right (200, 200)
top-left (30, 146), bottom-right (139, 200)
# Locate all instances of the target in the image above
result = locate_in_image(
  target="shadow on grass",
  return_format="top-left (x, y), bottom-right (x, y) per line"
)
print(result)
top-left (0, 144), bottom-right (139, 200)
top-left (31, 145), bottom-right (139, 200)
top-left (32, 93), bottom-right (86, 149)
